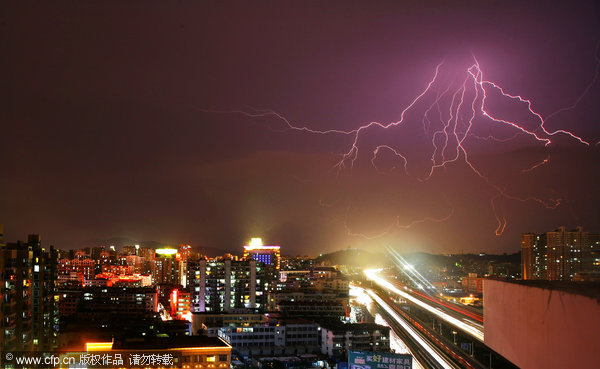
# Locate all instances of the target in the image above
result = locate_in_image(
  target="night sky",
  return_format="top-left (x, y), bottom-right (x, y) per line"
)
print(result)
top-left (3, 1), bottom-right (600, 255)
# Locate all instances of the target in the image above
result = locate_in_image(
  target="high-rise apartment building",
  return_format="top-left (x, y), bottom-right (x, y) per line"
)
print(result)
top-left (189, 259), bottom-right (273, 313)
top-left (178, 244), bottom-right (193, 288)
top-left (0, 231), bottom-right (57, 351)
top-left (28, 235), bottom-right (58, 351)
top-left (122, 244), bottom-right (139, 256)
top-left (152, 248), bottom-right (180, 285)
top-left (522, 226), bottom-right (600, 280)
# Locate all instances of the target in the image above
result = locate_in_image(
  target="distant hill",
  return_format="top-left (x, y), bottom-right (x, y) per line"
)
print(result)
top-left (78, 237), bottom-right (166, 250)
top-left (316, 249), bottom-right (520, 271)
top-left (396, 251), bottom-right (521, 277)
top-left (315, 248), bottom-right (392, 268)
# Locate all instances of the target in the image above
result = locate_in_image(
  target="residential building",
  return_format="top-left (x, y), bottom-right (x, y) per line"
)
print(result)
top-left (461, 273), bottom-right (484, 294)
top-left (0, 231), bottom-right (57, 351)
top-left (192, 313), bottom-right (264, 336)
top-left (58, 258), bottom-right (95, 281)
top-left (76, 286), bottom-right (158, 318)
top-left (189, 259), bottom-right (273, 313)
top-left (152, 248), bottom-right (180, 285)
top-left (217, 318), bottom-right (319, 350)
top-left (277, 301), bottom-right (346, 319)
top-left (522, 227), bottom-right (600, 281)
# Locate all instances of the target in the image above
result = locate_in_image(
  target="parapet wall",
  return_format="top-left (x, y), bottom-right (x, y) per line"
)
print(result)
top-left (484, 279), bottom-right (600, 369)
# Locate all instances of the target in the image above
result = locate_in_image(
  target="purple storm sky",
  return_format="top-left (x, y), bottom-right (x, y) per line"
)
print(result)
top-left (2, 1), bottom-right (600, 255)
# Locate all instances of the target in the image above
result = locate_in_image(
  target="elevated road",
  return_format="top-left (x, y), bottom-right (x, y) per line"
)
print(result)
top-left (367, 288), bottom-right (487, 369)
top-left (364, 287), bottom-right (459, 369)
top-left (365, 269), bottom-right (484, 342)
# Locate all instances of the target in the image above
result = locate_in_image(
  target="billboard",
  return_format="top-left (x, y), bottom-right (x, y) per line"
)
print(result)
top-left (348, 350), bottom-right (412, 369)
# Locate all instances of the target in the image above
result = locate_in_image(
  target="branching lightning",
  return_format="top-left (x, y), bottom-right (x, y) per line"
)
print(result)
top-left (200, 52), bottom-right (599, 238)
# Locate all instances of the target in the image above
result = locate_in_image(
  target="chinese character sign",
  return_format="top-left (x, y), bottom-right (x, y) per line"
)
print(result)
top-left (349, 350), bottom-right (412, 369)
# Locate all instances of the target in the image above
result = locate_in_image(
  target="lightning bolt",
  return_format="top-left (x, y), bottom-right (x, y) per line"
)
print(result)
top-left (370, 145), bottom-right (409, 175)
top-left (544, 41), bottom-right (600, 122)
top-left (343, 201), bottom-right (455, 240)
top-left (521, 154), bottom-right (551, 173)
top-left (199, 50), bottom-right (598, 238)
top-left (473, 64), bottom-right (590, 146)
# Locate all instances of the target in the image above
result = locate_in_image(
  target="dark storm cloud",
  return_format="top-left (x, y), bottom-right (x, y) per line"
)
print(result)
top-left (2, 1), bottom-right (599, 254)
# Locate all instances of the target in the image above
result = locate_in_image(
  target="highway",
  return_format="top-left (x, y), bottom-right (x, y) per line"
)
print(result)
top-left (362, 287), bottom-right (458, 369)
top-left (356, 285), bottom-right (486, 369)
top-left (410, 289), bottom-right (483, 324)
top-left (364, 269), bottom-right (485, 342)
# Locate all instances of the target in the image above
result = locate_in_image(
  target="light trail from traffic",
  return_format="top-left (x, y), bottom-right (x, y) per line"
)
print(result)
top-left (411, 289), bottom-right (483, 324)
top-left (388, 246), bottom-right (438, 291)
top-left (364, 269), bottom-right (484, 341)
top-left (373, 313), bottom-right (427, 369)
top-left (386, 247), bottom-right (483, 323)
top-left (358, 286), bottom-right (458, 369)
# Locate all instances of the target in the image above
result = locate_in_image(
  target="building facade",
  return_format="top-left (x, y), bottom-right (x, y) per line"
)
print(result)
top-left (75, 286), bottom-right (158, 318)
top-left (277, 301), bottom-right (346, 319)
top-left (461, 273), bottom-right (484, 294)
top-left (217, 319), bottom-right (319, 349)
top-left (319, 321), bottom-right (390, 358)
top-left (0, 231), bottom-right (57, 351)
top-left (151, 248), bottom-right (180, 285)
top-left (189, 259), bottom-right (273, 313)
top-left (243, 238), bottom-right (281, 270)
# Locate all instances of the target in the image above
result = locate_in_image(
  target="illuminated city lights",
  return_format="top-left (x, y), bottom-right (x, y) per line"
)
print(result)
top-left (3, 3), bottom-right (599, 368)
top-left (249, 238), bottom-right (263, 247)
top-left (86, 342), bottom-right (114, 351)
top-left (388, 247), bottom-right (437, 291)
top-left (243, 239), bottom-right (281, 269)
top-left (155, 248), bottom-right (178, 255)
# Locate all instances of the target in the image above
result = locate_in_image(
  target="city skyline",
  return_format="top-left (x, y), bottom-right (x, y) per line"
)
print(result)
top-left (3, 1), bottom-right (600, 255)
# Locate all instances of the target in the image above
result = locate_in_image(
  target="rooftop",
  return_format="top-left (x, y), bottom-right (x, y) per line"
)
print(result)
top-left (316, 319), bottom-right (389, 333)
top-left (490, 279), bottom-right (600, 303)
top-left (113, 336), bottom-right (230, 350)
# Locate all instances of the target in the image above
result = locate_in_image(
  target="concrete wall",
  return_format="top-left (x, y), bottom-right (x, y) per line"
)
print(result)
top-left (484, 280), bottom-right (600, 369)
